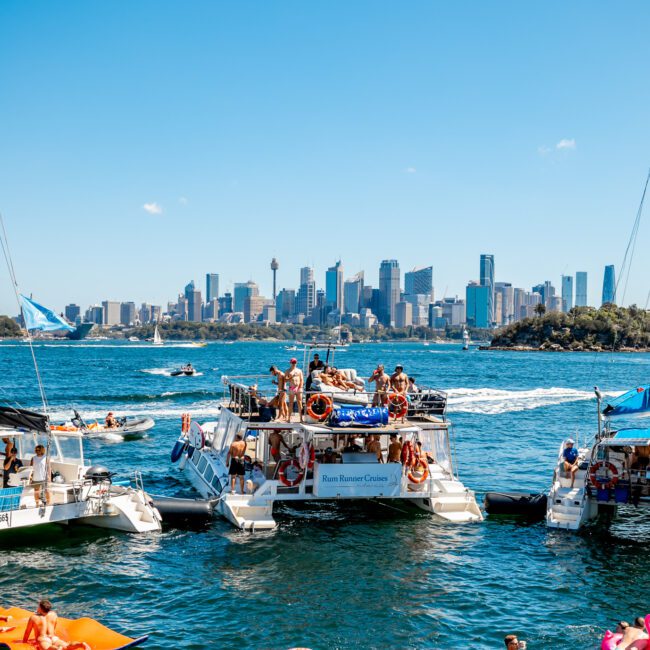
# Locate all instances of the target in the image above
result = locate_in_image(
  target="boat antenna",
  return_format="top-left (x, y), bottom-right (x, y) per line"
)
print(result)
top-left (0, 212), bottom-right (49, 414)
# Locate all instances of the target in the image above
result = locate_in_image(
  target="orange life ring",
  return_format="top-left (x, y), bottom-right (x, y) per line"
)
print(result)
top-left (590, 461), bottom-right (619, 489)
top-left (278, 459), bottom-right (304, 487)
top-left (387, 393), bottom-right (408, 420)
top-left (306, 394), bottom-right (333, 421)
top-left (407, 458), bottom-right (429, 484)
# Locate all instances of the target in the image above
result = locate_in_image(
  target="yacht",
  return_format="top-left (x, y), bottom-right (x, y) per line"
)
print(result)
top-left (546, 386), bottom-right (650, 530)
top-left (0, 406), bottom-right (161, 534)
top-left (170, 346), bottom-right (482, 530)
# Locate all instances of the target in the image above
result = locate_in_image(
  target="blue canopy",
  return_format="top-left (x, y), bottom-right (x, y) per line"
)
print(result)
top-left (599, 428), bottom-right (650, 446)
top-left (21, 295), bottom-right (75, 332)
top-left (602, 386), bottom-right (650, 419)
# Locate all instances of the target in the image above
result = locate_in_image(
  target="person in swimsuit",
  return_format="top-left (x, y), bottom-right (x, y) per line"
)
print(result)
top-left (268, 430), bottom-right (289, 463)
top-left (104, 412), bottom-right (118, 429)
top-left (387, 434), bottom-right (402, 463)
top-left (285, 358), bottom-right (304, 423)
top-left (23, 599), bottom-right (90, 650)
top-left (269, 366), bottom-right (288, 421)
top-left (366, 435), bottom-right (383, 463)
top-left (226, 433), bottom-right (247, 494)
top-left (368, 365), bottom-right (390, 405)
top-left (390, 365), bottom-right (409, 396)
top-left (615, 618), bottom-right (648, 650)
top-left (31, 445), bottom-right (50, 505)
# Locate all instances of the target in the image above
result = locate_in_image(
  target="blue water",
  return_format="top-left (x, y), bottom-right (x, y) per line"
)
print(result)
top-left (1, 340), bottom-right (649, 649)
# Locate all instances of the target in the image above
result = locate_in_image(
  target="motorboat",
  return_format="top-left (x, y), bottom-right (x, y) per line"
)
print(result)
top-left (0, 406), bottom-right (161, 534)
top-left (546, 386), bottom-right (650, 530)
top-left (169, 349), bottom-right (482, 531)
top-left (171, 365), bottom-right (196, 377)
top-left (51, 412), bottom-right (155, 440)
top-left (128, 336), bottom-right (139, 342)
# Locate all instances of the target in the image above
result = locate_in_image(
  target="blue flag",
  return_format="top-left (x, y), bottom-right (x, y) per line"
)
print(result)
top-left (21, 295), bottom-right (75, 332)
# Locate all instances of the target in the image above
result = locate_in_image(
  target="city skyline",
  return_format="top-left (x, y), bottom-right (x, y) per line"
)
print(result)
top-left (1, 3), bottom-right (650, 314)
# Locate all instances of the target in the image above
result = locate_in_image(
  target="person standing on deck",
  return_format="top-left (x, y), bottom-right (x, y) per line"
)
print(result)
top-left (390, 365), bottom-right (409, 396)
top-left (285, 358), bottom-right (304, 422)
top-left (226, 434), bottom-right (247, 495)
top-left (368, 365), bottom-right (390, 405)
top-left (269, 366), bottom-right (289, 422)
top-left (387, 434), bottom-right (402, 463)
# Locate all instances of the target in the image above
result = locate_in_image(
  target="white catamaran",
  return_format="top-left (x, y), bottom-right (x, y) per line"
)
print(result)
top-left (170, 345), bottom-right (482, 530)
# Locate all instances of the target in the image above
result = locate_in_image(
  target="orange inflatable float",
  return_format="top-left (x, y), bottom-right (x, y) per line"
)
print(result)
top-left (0, 606), bottom-right (148, 649)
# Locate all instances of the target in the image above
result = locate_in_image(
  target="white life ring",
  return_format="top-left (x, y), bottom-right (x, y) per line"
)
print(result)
top-left (298, 442), bottom-right (315, 470)
top-left (188, 421), bottom-right (205, 450)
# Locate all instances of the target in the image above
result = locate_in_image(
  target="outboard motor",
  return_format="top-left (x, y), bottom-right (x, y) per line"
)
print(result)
top-left (84, 465), bottom-right (114, 484)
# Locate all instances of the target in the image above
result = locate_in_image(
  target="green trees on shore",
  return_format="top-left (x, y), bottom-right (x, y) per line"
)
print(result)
top-left (0, 315), bottom-right (20, 338)
top-left (491, 305), bottom-right (650, 351)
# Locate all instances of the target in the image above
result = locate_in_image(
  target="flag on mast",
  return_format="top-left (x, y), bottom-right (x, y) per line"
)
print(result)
top-left (20, 295), bottom-right (75, 332)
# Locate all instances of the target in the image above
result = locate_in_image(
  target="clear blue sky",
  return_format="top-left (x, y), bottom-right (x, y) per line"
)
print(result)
top-left (1, 1), bottom-right (649, 314)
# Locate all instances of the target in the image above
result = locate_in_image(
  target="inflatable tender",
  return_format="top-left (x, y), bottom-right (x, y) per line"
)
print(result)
top-left (329, 406), bottom-right (389, 427)
top-left (484, 492), bottom-right (547, 519)
top-left (0, 606), bottom-right (148, 649)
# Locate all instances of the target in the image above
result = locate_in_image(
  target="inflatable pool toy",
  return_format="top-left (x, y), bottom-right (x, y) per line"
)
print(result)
top-left (601, 629), bottom-right (622, 650)
top-left (0, 606), bottom-right (148, 649)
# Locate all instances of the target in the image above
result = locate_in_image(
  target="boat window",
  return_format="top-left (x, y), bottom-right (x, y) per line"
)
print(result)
top-left (197, 456), bottom-right (208, 474)
top-left (191, 450), bottom-right (200, 465)
top-left (204, 465), bottom-right (215, 483)
top-left (211, 476), bottom-right (223, 492)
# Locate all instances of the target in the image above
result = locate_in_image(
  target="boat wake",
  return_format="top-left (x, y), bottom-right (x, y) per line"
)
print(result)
top-left (140, 368), bottom-right (204, 377)
top-left (446, 387), bottom-right (622, 415)
top-left (47, 402), bottom-right (222, 422)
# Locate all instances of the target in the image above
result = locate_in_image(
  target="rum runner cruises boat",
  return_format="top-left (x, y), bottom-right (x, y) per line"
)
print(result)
top-left (546, 385), bottom-right (650, 530)
top-left (170, 351), bottom-right (482, 531)
top-left (0, 405), bottom-right (162, 534)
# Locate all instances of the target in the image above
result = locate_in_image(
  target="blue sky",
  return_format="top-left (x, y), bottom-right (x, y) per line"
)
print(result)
top-left (1, 1), bottom-right (649, 314)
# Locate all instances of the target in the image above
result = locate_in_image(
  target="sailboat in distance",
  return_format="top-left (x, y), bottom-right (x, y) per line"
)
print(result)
top-left (153, 323), bottom-right (163, 346)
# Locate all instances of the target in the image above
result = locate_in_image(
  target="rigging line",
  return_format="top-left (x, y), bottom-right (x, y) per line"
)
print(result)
top-left (0, 212), bottom-right (49, 415)
top-left (617, 168), bottom-right (650, 306)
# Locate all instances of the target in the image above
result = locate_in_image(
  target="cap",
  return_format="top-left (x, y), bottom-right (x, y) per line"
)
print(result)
top-left (566, 438), bottom-right (575, 445)
top-left (395, 364), bottom-right (403, 370)
top-left (290, 357), bottom-right (297, 364)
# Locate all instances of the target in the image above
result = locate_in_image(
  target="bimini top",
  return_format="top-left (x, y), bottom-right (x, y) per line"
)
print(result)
top-left (602, 386), bottom-right (650, 419)
top-left (599, 428), bottom-right (650, 447)
top-left (0, 406), bottom-right (49, 433)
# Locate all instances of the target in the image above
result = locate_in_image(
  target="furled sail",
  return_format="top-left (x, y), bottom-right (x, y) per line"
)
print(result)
top-left (0, 405), bottom-right (49, 432)
top-left (602, 385), bottom-right (650, 419)
top-left (21, 295), bottom-right (75, 332)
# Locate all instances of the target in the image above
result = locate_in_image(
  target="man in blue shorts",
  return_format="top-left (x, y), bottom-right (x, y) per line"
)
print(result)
top-left (562, 438), bottom-right (579, 487)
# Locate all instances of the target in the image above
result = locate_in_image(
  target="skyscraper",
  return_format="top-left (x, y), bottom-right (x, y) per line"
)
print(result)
top-left (602, 265), bottom-right (616, 305)
top-left (379, 260), bottom-right (400, 326)
top-left (404, 266), bottom-right (433, 299)
top-left (65, 304), bottom-right (80, 324)
top-left (206, 273), bottom-right (219, 302)
top-left (494, 282), bottom-right (514, 324)
top-left (297, 267), bottom-right (316, 316)
top-left (101, 301), bottom-right (121, 326)
top-left (561, 275), bottom-right (574, 312)
top-left (233, 281), bottom-right (259, 313)
top-left (184, 280), bottom-right (202, 322)
top-left (120, 301), bottom-right (136, 326)
top-left (575, 272), bottom-right (588, 307)
top-left (325, 260), bottom-right (344, 310)
top-left (276, 288), bottom-right (296, 320)
top-left (480, 254), bottom-right (495, 326)
top-left (343, 272), bottom-right (364, 314)
top-left (465, 282), bottom-right (489, 328)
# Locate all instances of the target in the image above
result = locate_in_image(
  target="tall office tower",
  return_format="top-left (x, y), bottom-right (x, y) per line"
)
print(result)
top-left (139, 303), bottom-right (152, 324)
top-left (188, 291), bottom-right (202, 322)
top-left (602, 265), bottom-right (616, 305)
top-left (101, 301), bottom-right (121, 326)
top-left (575, 272), bottom-right (588, 307)
top-left (361, 285), bottom-right (373, 309)
top-left (276, 288), bottom-right (296, 320)
top-left (297, 266), bottom-right (316, 316)
top-left (151, 305), bottom-right (161, 322)
top-left (120, 301), bottom-right (136, 326)
top-left (86, 305), bottom-right (104, 324)
top-left (465, 282), bottom-right (490, 328)
top-left (404, 266), bottom-right (433, 300)
top-left (561, 275), bottom-right (574, 312)
top-left (325, 260), bottom-right (344, 310)
top-left (543, 281), bottom-right (556, 310)
top-left (206, 274), bottom-right (219, 302)
top-left (270, 258), bottom-right (279, 301)
top-left (233, 281), bottom-right (259, 313)
top-left (494, 282), bottom-right (514, 324)
top-left (513, 288), bottom-right (526, 322)
top-left (479, 254), bottom-right (495, 325)
top-left (395, 301), bottom-right (413, 328)
top-left (244, 296), bottom-right (269, 323)
top-left (65, 304), bottom-right (80, 324)
top-left (343, 272), bottom-right (364, 314)
top-left (379, 259), bottom-right (401, 326)
top-left (218, 293), bottom-right (233, 317)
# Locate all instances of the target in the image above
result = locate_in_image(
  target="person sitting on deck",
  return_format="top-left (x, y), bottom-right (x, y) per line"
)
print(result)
top-left (105, 412), bottom-right (118, 429)
top-left (3, 446), bottom-right (22, 488)
top-left (562, 439), bottom-right (580, 488)
top-left (246, 461), bottom-right (266, 494)
top-left (408, 376), bottom-right (420, 394)
top-left (23, 599), bottom-right (90, 650)
top-left (343, 436), bottom-right (362, 453)
top-left (390, 365), bottom-right (409, 396)
top-left (368, 365), bottom-right (390, 406)
top-left (306, 353), bottom-right (324, 392)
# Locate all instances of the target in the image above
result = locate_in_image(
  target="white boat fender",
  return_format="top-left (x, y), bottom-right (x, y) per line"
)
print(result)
top-left (298, 442), bottom-right (315, 470)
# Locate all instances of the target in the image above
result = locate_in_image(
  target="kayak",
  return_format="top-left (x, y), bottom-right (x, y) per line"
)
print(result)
top-left (51, 416), bottom-right (155, 439)
top-left (0, 605), bottom-right (148, 649)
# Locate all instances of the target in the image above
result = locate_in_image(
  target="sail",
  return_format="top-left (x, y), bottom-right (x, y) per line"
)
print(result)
top-left (602, 386), bottom-right (650, 419)
top-left (21, 295), bottom-right (74, 332)
top-left (153, 324), bottom-right (163, 345)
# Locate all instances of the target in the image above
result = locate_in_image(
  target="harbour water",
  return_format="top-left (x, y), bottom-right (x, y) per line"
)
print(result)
top-left (1, 340), bottom-right (649, 649)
